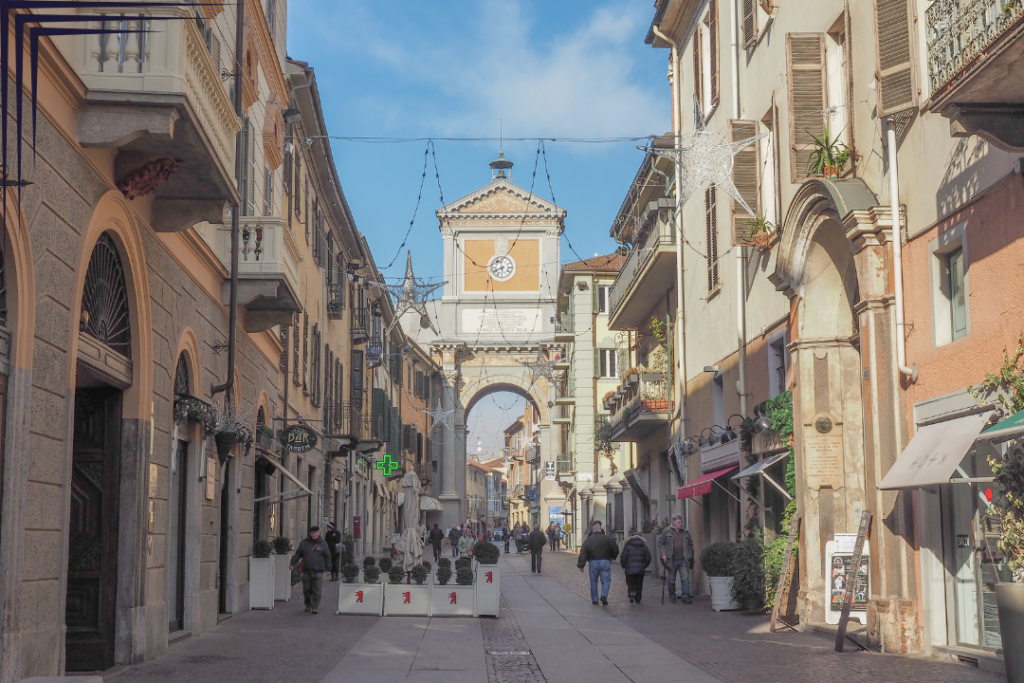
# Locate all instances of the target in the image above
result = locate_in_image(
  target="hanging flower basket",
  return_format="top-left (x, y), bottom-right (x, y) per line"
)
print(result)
top-left (215, 430), bottom-right (238, 460)
top-left (173, 395), bottom-right (219, 434)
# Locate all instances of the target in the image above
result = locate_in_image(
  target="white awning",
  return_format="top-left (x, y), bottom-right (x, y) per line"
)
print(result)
top-left (878, 410), bottom-right (995, 490)
top-left (732, 452), bottom-right (788, 480)
top-left (420, 496), bottom-right (443, 511)
top-left (253, 454), bottom-right (312, 504)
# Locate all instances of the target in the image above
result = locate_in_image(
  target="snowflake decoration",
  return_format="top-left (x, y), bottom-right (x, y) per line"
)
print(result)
top-left (639, 96), bottom-right (767, 217)
top-left (369, 252), bottom-right (445, 335)
top-left (425, 400), bottom-right (454, 434)
top-left (518, 348), bottom-right (558, 384)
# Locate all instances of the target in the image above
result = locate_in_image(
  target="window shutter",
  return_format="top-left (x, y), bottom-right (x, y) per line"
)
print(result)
top-left (705, 188), bottom-right (719, 291)
top-left (874, 0), bottom-right (916, 117)
top-left (351, 350), bottom-right (364, 404)
top-left (283, 150), bottom-right (292, 196)
top-left (211, 33), bottom-right (221, 75)
top-left (263, 164), bottom-right (273, 216)
top-left (594, 351), bottom-right (601, 379)
top-left (294, 154), bottom-right (302, 219)
top-left (246, 119), bottom-right (257, 216)
top-left (786, 33), bottom-right (827, 183)
top-left (709, 0), bottom-right (720, 108)
top-left (693, 27), bottom-right (703, 114)
top-left (729, 120), bottom-right (761, 245)
top-left (742, 0), bottom-right (756, 48)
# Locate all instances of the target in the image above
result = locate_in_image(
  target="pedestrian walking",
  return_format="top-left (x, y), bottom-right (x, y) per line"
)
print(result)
top-left (428, 523), bottom-right (445, 562)
top-left (528, 525), bottom-right (547, 573)
top-left (448, 525), bottom-right (462, 557)
top-left (290, 526), bottom-right (332, 614)
top-left (577, 521), bottom-right (619, 605)
top-left (513, 522), bottom-right (523, 553)
top-left (458, 528), bottom-right (476, 558)
top-left (657, 515), bottom-right (694, 604)
top-left (546, 522), bottom-right (557, 551)
top-left (324, 522), bottom-right (342, 581)
top-left (503, 526), bottom-right (511, 554)
top-left (555, 523), bottom-right (564, 551)
top-left (619, 532), bottom-right (652, 604)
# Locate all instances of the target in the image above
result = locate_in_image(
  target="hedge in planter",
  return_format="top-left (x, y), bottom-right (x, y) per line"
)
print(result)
top-left (388, 565), bottom-right (405, 584)
top-left (363, 566), bottom-right (381, 584)
top-left (252, 540), bottom-right (273, 559)
top-left (363, 556), bottom-right (377, 569)
top-left (271, 536), bottom-right (292, 555)
top-left (436, 566), bottom-right (453, 585)
top-left (437, 557), bottom-right (451, 570)
top-left (455, 567), bottom-right (474, 586)
top-left (454, 557), bottom-right (471, 572)
top-left (421, 560), bottom-right (432, 572)
top-left (700, 542), bottom-right (737, 576)
top-left (341, 563), bottom-right (360, 583)
top-left (731, 533), bottom-right (766, 611)
top-left (411, 564), bottom-right (429, 585)
top-left (473, 541), bottom-right (500, 564)
top-left (379, 558), bottom-right (393, 573)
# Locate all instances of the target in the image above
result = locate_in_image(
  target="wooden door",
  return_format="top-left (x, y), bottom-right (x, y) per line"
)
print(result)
top-left (66, 388), bottom-right (122, 671)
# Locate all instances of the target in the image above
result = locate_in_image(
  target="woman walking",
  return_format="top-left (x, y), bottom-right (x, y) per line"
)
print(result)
top-left (458, 528), bottom-right (476, 559)
top-left (619, 532), bottom-right (652, 604)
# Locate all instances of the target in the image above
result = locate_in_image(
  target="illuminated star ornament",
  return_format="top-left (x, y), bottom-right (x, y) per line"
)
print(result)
top-left (371, 252), bottom-right (445, 334)
top-left (518, 348), bottom-right (558, 384)
top-left (425, 401), bottom-right (454, 434)
top-left (639, 95), bottom-right (767, 217)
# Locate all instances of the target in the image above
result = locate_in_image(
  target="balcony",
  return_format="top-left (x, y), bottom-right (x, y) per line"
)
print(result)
top-left (325, 400), bottom-right (365, 441)
top-left (554, 312), bottom-right (574, 342)
top-left (926, 0), bottom-right (1024, 149)
top-left (327, 283), bottom-right (345, 319)
top-left (608, 199), bottom-right (676, 330)
top-left (351, 306), bottom-right (370, 344)
top-left (63, 10), bottom-right (241, 230)
top-left (606, 373), bottom-right (672, 442)
top-left (200, 217), bottom-right (301, 332)
top-left (553, 404), bottom-right (572, 425)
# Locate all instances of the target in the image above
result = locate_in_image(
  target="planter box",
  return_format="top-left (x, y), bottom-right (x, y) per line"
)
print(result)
top-left (709, 576), bottom-right (739, 612)
top-left (337, 582), bottom-right (384, 615)
top-left (997, 583), bottom-right (1024, 683)
top-left (475, 564), bottom-right (500, 616)
top-left (640, 373), bottom-right (664, 382)
top-left (430, 584), bottom-right (475, 617)
top-left (248, 557), bottom-right (275, 610)
top-left (384, 583), bottom-right (431, 616)
top-left (273, 555), bottom-right (291, 601)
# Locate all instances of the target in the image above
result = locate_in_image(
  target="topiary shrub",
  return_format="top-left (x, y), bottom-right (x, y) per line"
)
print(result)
top-left (341, 563), bottom-right (360, 583)
top-left (271, 536), bottom-right (292, 555)
top-left (411, 564), bottom-right (429, 585)
top-left (455, 566), bottom-right (474, 586)
top-left (436, 566), bottom-right (452, 585)
top-left (454, 557), bottom-right (471, 572)
top-left (731, 532), bottom-right (766, 611)
top-left (363, 566), bottom-right (381, 584)
top-left (379, 557), bottom-right (393, 573)
top-left (700, 542), bottom-right (738, 577)
top-left (473, 541), bottom-right (500, 564)
top-left (363, 556), bottom-right (377, 569)
top-left (252, 540), bottom-right (273, 559)
top-left (388, 565), bottom-right (405, 584)
top-left (421, 560), bottom-right (432, 572)
top-left (437, 557), bottom-right (451, 570)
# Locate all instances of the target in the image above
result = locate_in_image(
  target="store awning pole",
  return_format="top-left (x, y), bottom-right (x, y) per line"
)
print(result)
top-left (761, 472), bottom-right (793, 501)
top-left (254, 487), bottom-right (310, 503)
top-left (713, 478), bottom-right (742, 504)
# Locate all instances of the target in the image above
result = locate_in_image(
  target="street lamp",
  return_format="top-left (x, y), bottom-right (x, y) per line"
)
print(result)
top-left (719, 414), bottom-right (746, 444)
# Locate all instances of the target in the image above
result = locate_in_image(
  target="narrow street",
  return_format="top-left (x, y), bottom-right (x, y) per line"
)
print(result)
top-left (105, 550), bottom-right (1001, 683)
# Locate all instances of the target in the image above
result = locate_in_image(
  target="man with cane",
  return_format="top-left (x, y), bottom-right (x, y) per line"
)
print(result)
top-left (657, 515), bottom-right (694, 604)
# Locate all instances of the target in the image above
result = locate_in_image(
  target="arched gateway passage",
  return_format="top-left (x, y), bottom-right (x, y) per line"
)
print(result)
top-left (400, 156), bottom-right (567, 530)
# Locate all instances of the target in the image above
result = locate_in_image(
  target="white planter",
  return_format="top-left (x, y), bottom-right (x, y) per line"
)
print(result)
top-left (709, 576), bottom-right (740, 611)
top-left (273, 555), bottom-right (291, 601)
top-left (384, 583), bottom-right (431, 616)
top-left (430, 584), bottom-right (475, 616)
top-left (475, 564), bottom-right (500, 617)
top-left (248, 557), bottom-right (275, 610)
top-left (337, 582), bottom-right (384, 615)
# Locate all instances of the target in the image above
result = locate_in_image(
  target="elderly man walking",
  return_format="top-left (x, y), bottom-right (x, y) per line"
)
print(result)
top-left (657, 515), bottom-right (694, 604)
top-left (577, 522), bottom-right (619, 605)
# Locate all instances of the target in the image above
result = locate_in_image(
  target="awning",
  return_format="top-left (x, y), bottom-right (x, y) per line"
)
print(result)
top-left (375, 482), bottom-right (387, 499)
top-left (253, 454), bottom-right (312, 504)
top-left (979, 407), bottom-right (1024, 442)
top-left (878, 410), bottom-right (995, 490)
top-left (677, 465), bottom-right (738, 500)
top-left (623, 468), bottom-right (649, 503)
top-left (732, 452), bottom-right (791, 501)
top-left (420, 496), bottom-right (443, 511)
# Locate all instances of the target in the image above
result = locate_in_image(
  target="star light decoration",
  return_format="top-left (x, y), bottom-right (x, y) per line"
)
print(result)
top-left (639, 96), bottom-right (767, 218)
top-left (518, 347), bottom-right (559, 385)
top-left (424, 400), bottom-right (454, 434)
top-left (369, 252), bottom-right (445, 334)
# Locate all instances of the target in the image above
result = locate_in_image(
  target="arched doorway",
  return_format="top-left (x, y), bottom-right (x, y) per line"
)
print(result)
top-left (167, 353), bottom-right (192, 634)
top-left (465, 390), bottom-right (526, 536)
top-left (66, 232), bottom-right (133, 671)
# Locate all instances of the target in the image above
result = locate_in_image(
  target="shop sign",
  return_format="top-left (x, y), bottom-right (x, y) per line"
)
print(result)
top-left (281, 424), bottom-right (318, 453)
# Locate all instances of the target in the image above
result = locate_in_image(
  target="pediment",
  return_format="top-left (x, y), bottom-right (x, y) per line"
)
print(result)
top-left (438, 180), bottom-right (565, 218)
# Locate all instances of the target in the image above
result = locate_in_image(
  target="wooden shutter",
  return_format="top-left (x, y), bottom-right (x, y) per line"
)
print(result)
top-left (210, 33), bottom-right (221, 75)
top-left (693, 26), bottom-right (703, 115)
top-left (786, 33), bottom-right (827, 182)
top-left (709, 0), bottom-right (720, 108)
top-left (246, 119), bottom-right (257, 215)
top-left (294, 154), bottom-right (302, 218)
top-left (729, 120), bottom-right (761, 245)
top-left (705, 188), bottom-right (719, 291)
top-left (351, 350), bottom-right (364, 403)
top-left (742, 0), bottom-right (757, 48)
top-left (874, 0), bottom-right (916, 116)
top-left (263, 164), bottom-right (272, 216)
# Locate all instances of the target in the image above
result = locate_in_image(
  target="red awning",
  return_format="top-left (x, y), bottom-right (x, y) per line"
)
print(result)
top-left (677, 465), bottom-right (739, 500)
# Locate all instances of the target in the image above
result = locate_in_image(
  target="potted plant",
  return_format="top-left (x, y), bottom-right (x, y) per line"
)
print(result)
top-left (249, 540), bottom-right (275, 610)
top-left (379, 557), bottom-right (393, 573)
top-left (363, 556), bottom-right (377, 570)
top-left (271, 536), bottom-right (292, 601)
top-left (337, 561), bottom-right (384, 615)
top-left (341, 563), bottom-right (360, 583)
top-left (384, 564), bottom-right (430, 616)
top-left (992, 441), bottom-right (1024, 683)
top-left (701, 542), bottom-right (740, 611)
top-left (473, 541), bottom-right (501, 616)
top-left (806, 126), bottom-right (851, 179)
top-left (412, 564), bottom-right (429, 584)
top-left (431, 559), bottom-right (474, 616)
top-left (256, 423), bottom-right (274, 452)
top-left (731, 533), bottom-right (767, 611)
top-left (173, 396), bottom-right (219, 433)
top-left (739, 215), bottom-right (777, 251)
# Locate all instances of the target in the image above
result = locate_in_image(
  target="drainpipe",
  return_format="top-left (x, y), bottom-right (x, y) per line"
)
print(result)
top-left (211, 0), bottom-right (246, 400)
top-left (886, 118), bottom-right (917, 382)
top-left (731, 0), bottom-right (747, 416)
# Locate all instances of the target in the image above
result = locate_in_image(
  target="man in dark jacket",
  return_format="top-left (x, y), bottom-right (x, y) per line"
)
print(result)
top-left (619, 533), bottom-right (652, 604)
top-left (290, 526), bottom-right (332, 614)
top-left (657, 514), bottom-right (694, 603)
top-left (577, 522), bottom-right (619, 605)
top-left (428, 523), bottom-right (445, 562)
top-left (448, 526), bottom-right (462, 557)
top-left (528, 525), bottom-right (547, 573)
top-left (324, 523), bottom-right (342, 581)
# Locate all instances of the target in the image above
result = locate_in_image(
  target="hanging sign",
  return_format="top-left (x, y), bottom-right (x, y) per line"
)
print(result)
top-left (281, 424), bottom-right (318, 453)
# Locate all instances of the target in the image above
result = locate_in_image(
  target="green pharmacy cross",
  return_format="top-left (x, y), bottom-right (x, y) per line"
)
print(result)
top-left (376, 454), bottom-right (400, 476)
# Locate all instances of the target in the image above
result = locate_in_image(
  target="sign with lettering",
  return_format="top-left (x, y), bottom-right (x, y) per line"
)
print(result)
top-left (804, 413), bottom-right (845, 489)
top-left (462, 307), bottom-right (542, 336)
top-left (281, 424), bottom-right (318, 453)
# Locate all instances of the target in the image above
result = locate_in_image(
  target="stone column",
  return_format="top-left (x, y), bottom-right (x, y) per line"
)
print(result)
top-left (439, 369), bottom-right (459, 528)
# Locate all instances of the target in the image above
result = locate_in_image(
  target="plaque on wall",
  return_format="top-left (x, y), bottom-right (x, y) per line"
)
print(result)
top-left (206, 457), bottom-right (218, 500)
top-left (804, 413), bottom-right (845, 489)
top-left (461, 307), bottom-right (542, 336)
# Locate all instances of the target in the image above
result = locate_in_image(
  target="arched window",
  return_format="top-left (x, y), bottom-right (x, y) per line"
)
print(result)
top-left (81, 232), bottom-right (131, 358)
top-left (174, 353), bottom-right (190, 395)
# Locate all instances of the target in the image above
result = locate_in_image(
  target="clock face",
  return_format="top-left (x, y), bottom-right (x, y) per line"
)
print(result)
top-left (488, 255), bottom-right (516, 281)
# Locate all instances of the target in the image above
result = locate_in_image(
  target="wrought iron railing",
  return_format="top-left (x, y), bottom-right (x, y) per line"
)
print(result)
top-left (327, 283), bottom-right (345, 318)
top-left (608, 373), bottom-right (671, 431)
top-left (608, 211), bottom-right (675, 319)
top-left (927, 0), bottom-right (1024, 98)
top-left (350, 305), bottom-right (369, 341)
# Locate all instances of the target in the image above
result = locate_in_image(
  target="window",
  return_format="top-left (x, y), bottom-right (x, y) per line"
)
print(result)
top-left (930, 223), bottom-right (970, 347)
top-left (693, 1), bottom-right (719, 120)
top-left (741, 0), bottom-right (773, 49)
top-left (873, 0), bottom-right (916, 116)
top-left (599, 349), bottom-right (618, 378)
top-left (292, 312), bottom-right (300, 386)
top-left (826, 17), bottom-right (849, 148)
top-left (786, 33), bottom-right (827, 182)
top-left (302, 312), bottom-right (309, 393)
top-left (768, 332), bottom-right (787, 397)
top-left (263, 164), bottom-right (273, 216)
top-left (597, 285), bottom-right (610, 314)
top-left (705, 187), bottom-right (720, 292)
top-left (294, 153), bottom-right (302, 219)
top-left (245, 119), bottom-right (257, 215)
top-left (265, 0), bottom-right (276, 37)
top-left (729, 120), bottom-right (760, 245)
top-left (759, 106), bottom-right (780, 229)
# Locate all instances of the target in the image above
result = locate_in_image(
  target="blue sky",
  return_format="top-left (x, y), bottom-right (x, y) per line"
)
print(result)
top-left (286, 0), bottom-right (671, 450)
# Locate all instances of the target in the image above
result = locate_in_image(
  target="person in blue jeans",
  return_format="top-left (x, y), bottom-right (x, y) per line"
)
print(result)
top-left (576, 522), bottom-right (619, 605)
top-left (656, 515), bottom-right (694, 603)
